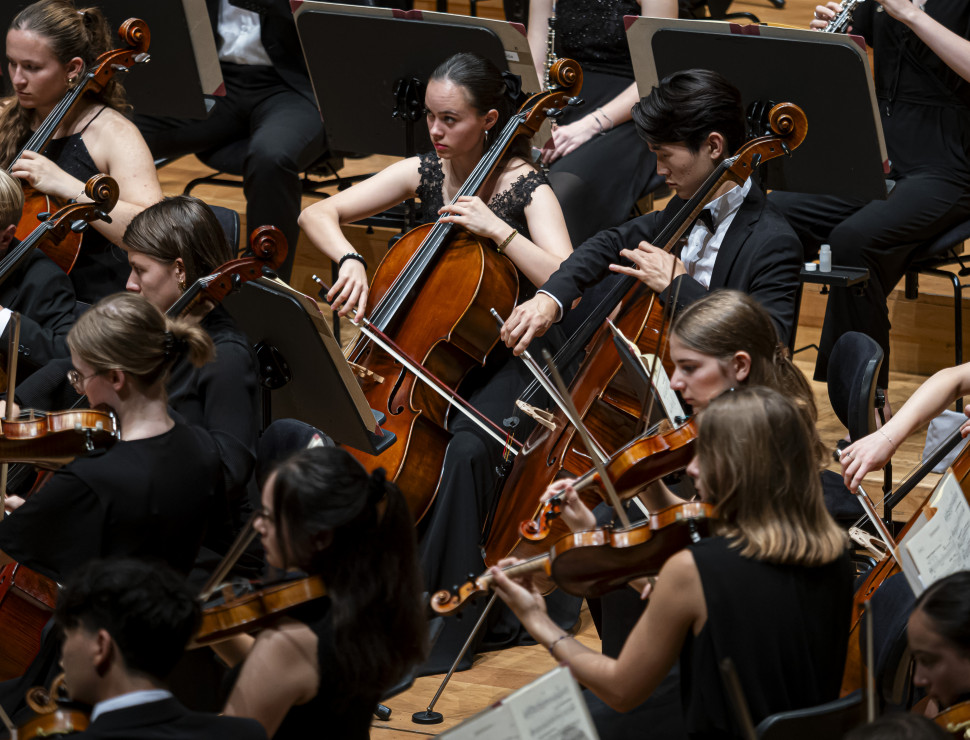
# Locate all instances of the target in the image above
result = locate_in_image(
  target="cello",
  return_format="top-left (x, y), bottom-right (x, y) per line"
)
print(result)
top-left (10, 18), bottom-right (149, 273)
top-left (342, 60), bottom-right (583, 522)
top-left (482, 103), bottom-right (809, 569)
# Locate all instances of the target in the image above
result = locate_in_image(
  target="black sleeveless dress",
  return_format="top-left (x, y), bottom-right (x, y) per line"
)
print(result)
top-left (547, 0), bottom-right (658, 245)
top-left (38, 111), bottom-right (130, 304)
top-left (681, 536), bottom-right (853, 739)
top-left (414, 153), bottom-right (579, 674)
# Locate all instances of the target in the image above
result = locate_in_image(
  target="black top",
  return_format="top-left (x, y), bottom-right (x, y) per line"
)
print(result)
top-left (555, 0), bottom-right (640, 77)
top-left (73, 697), bottom-right (266, 740)
top-left (0, 423), bottom-right (223, 582)
top-left (541, 181), bottom-right (803, 346)
top-left (41, 133), bottom-right (129, 304)
top-left (680, 536), bottom-right (853, 739)
top-left (853, 0), bottom-right (970, 183)
top-left (231, 597), bottom-right (379, 740)
top-left (0, 245), bottom-right (75, 378)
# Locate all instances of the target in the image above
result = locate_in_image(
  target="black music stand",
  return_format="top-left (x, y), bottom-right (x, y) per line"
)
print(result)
top-left (294, 4), bottom-right (533, 158)
top-left (221, 277), bottom-right (395, 455)
top-left (626, 18), bottom-right (889, 201)
top-left (0, 0), bottom-right (222, 119)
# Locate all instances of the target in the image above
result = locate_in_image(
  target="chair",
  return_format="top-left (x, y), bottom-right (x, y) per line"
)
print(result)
top-left (210, 204), bottom-right (241, 255)
top-left (903, 217), bottom-right (970, 388)
top-left (256, 418), bottom-right (334, 486)
top-left (863, 573), bottom-right (917, 709)
top-left (756, 692), bottom-right (865, 740)
top-left (826, 331), bottom-right (893, 520)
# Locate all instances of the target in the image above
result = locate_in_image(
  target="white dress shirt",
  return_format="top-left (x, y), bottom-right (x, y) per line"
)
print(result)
top-left (90, 689), bottom-right (174, 722)
top-left (679, 177), bottom-right (752, 289)
top-left (218, 0), bottom-right (273, 66)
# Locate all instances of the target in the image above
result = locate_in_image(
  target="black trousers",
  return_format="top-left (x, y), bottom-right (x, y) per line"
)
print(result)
top-left (134, 63), bottom-right (327, 281)
top-left (771, 174), bottom-right (970, 387)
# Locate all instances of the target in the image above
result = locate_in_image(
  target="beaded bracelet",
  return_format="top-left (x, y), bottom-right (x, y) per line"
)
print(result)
top-left (547, 633), bottom-right (570, 657)
top-left (338, 252), bottom-right (368, 272)
top-left (878, 428), bottom-right (896, 451)
top-left (497, 229), bottom-right (518, 253)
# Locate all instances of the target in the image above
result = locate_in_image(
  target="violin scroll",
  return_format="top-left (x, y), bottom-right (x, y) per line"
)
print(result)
top-left (429, 577), bottom-right (487, 617)
top-left (519, 493), bottom-right (564, 541)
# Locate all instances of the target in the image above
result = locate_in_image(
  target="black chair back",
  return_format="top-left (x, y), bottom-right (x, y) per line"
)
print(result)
top-left (209, 204), bottom-right (241, 255)
top-left (256, 418), bottom-right (334, 487)
top-left (827, 331), bottom-right (884, 441)
top-left (756, 692), bottom-right (865, 739)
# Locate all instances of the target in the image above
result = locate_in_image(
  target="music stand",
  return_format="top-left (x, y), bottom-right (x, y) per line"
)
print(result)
top-left (625, 18), bottom-right (889, 201)
top-left (0, 0), bottom-right (223, 119)
top-left (221, 277), bottom-right (395, 455)
top-left (292, 2), bottom-right (544, 158)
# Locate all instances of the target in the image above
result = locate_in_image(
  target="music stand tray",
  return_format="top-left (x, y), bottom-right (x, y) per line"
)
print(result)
top-left (222, 277), bottom-right (394, 455)
top-left (625, 18), bottom-right (889, 202)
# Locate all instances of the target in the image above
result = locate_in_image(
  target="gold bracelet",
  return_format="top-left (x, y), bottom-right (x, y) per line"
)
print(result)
top-left (497, 229), bottom-right (518, 253)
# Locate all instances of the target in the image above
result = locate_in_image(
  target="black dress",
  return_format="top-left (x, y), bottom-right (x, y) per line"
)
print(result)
top-left (546, 0), bottom-right (658, 245)
top-left (680, 536), bottom-right (853, 739)
top-left (226, 597), bottom-right (378, 740)
top-left (414, 154), bottom-right (577, 673)
top-left (39, 115), bottom-right (131, 304)
top-left (0, 423), bottom-right (223, 582)
top-left (770, 0), bottom-right (970, 386)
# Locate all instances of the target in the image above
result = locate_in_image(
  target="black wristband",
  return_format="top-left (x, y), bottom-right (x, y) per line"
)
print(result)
top-left (338, 252), bottom-right (368, 272)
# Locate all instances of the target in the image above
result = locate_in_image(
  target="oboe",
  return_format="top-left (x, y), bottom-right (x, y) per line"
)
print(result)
top-left (544, 2), bottom-right (558, 90)
top-left (822, 0), bottom-right (866, 34)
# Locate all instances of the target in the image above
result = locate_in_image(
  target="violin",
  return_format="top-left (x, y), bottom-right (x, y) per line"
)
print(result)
top-left (192, 574), bottom-right (327, 647)
top-left (12, 673), bottom-right (89, 739)
top-left (520, 418), bottom-right (697, 543)
top-left (342, 60), bottom-right (583, 522)
top-left (431, 500), bottom-right (716, 615)
top-left (933, 700), bottom-right (970, 738)
top-left (10, 19), bottom-right (149, 273)
top-left (0, 408), bottom-right (119, 467)
top-left (482, 102), bottom-right (808, 571)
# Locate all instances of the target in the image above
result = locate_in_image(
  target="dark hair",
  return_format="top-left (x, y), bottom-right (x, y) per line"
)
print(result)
top-left (428, 52), bottom-right (530, 162)
top-left (0, 0), bottom-right (126, 167)
top-left (54, 558), bottom-right (200, 681)
top-left (845, 713), bottom-right (950, 740)
top-left (912, 571), bottom-right (970, 653)
top-left (631, 69), bottom-right (745, 155)
top-left (270, 447), bottom-right (428, 694)
top-left (123, 196), bottom-right (234, 284)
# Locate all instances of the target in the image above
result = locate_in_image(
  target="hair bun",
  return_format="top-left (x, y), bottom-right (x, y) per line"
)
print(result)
top-left (368, 468), bottom-right (387, 506)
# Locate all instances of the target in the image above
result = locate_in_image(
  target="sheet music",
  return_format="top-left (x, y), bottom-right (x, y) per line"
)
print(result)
top-left (900, 471), bottom-right (970, 595)
top-left (442, 666), bottom-right (599, 740)
top-left (641, 354), bottom-right (687, 423)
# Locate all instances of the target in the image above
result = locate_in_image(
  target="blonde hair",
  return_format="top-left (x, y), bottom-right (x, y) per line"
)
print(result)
top-left (0, 171), bottom-right (25, 229)
top-left (671, 289), bottom-right (824, 462)
top-left (67, 293), bottom-right (213, 390)
top-left (0, 0), bottom-right (126, 168)
top-left (696, 386), bottom-right (846, 566)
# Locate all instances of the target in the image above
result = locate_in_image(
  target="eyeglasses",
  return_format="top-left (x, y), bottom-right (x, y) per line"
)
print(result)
top-left (66, 368), bottom-right (101, 394)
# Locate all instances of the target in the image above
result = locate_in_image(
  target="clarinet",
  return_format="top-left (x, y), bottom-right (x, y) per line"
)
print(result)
top-left (544, 3), bottom-right (558, 90)
top-left (822, 0), bottom-right (865, 33)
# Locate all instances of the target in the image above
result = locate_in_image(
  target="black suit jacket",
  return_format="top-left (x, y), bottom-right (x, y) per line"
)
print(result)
top-left (206, 0), bottom-right (316, 104)
top-left (0, 244), bottom-right (75, 378)
top-left (541, 181), bottom-right (802, 346)
top-left (73, 698), bottom-right (267, 740)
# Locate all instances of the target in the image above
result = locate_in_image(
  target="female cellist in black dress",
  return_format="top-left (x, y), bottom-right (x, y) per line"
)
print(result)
top-left (1, 0), bottom-right (162, 302)
top-left (219, 447), bottom-right (427, 739)
top-left (493, 387), bottom-right (853, 738)
top-left (300, 53), bottom-right (573, 672)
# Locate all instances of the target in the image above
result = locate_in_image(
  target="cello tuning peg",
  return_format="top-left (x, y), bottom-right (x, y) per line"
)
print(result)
top-left (545, 107), bottom-right (563, 119)
top-left (70, 219), bottom-right (89, 233)
top-left (37, 211), bottom-right (51, 222)
top-left (467, 573), bottom-right (477, 583)
top-left (567, 97), bottom-right (584, 107)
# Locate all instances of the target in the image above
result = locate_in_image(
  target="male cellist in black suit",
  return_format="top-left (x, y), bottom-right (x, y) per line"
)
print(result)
top-left (55, 558), bottom-right (267, 740)
top-left (134, 0), bottom-right (327, 282)
top-left (501, 69), bottom-right (802, 353)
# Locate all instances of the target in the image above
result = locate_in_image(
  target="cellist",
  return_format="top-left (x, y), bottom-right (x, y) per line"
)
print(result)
top-left (299, 52), bottom-right (573, 672)
top-left (1, 0), bottom-right (162, 303)
top-left (501, 69), bottom-right (803, 355)
top-left (491, 387), bottom-right (853, 738)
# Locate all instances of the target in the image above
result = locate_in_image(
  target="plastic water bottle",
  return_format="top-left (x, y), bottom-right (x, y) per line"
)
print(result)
top-left (819, 244), bottom-right (832, 273)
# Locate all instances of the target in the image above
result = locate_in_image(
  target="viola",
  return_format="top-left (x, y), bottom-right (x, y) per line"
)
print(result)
top-left (431, 500), bottom-right (716, 614)
top-left (191, 575), bottom-right (327, 647)
top-left (342, 60), bottom-right (583, 522)
top-left (10, 18), bottom-right (149, 273)
top-left (482, 103), bottom-right (808, 570)
top-left (13, 673), bottom-right (89, 739)
top-left (520, 418), bottom-right (697, 543)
